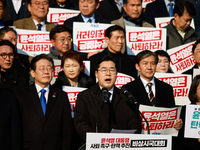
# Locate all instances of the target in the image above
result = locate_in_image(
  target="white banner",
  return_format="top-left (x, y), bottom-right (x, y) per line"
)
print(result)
top-left (47, 8), bottom-right (80, 25)
top-left (142, 0), bottom-right (155, 8)
top-left (16, 29), bottom-right (51, 57)
top-left (155, 73), bottom-right (191, 105)
top-left (139, 105), bottom-right (182, 136)
top-left (185, 105), bottom-right (200, 139)
top-left (155, 17), bottom-right (195, 29)
top-left (73, 22), bottom-right (112, 53)
top-left (125, 26), bottom-right (166, 56)
top-left (167, 42), bottom-right (195, 74)
top-left (86, 133), bottom-right (172, 150)
top-left (115, 73), bottom-right (134, 89)
top-left (63, 86), bottom-right (87, 118)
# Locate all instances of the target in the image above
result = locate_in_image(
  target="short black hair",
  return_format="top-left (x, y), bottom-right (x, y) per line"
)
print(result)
top-left (79, 0), bottom-right (99, 3)
top-left (135, 50), bottom-right (158, 65)
top-left (0, 0), bottom-right (6, 9)
top-left (189, 75), bottom-right (200, 104)
top-left (31, 54), bottom-right (54, 71)
top-left (174, 1), bottom-right (196, 17)
top-left (192, 39), bottom-right (200, 53)
top-left (0, 26), bottom-right (17, 40)
top-left (123, 0), bottom-right (142, 5)
top-left (94, 55), bottom-right (117, 71)
top-left (0, 40), bottom-right (15, 53)
top-left (155, 50), bottom-right (170, 62)
top-left (50, 25), bottom-right (72, 40)
top-left (105, 25), bottom-right (125, 39)
top-left (27, 0), bottom-right (50, 4)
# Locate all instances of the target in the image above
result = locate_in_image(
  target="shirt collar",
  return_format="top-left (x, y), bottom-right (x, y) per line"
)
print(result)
top-left (140, 76), bottom-right (155, 87)
top-left (81, 13), bottom-right (95, 22)
top-left (115, 0), bottom-right (123, 5)
top-left (32, 19), bottom-right (45, 28)
top-left (164, 0), bottom-right (175, 6)
top-left (99, 86), bottom-right (114, 94)
top-left (35, 83), bottom-right (50, 93)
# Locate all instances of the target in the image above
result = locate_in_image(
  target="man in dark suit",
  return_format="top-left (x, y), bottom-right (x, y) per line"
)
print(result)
top-left (13, 0), bottom-right (55, 31)
top-left (143, 0), bottom-right (182, 27)
top-left (74, 55), bottom-right (142, 144)
top-left (183, 39), bottom-right (200, 77)
top-left (16, 54), bottom-right (73, 150)
top-left (4, 0), bottom-right (30, 26)
top-left (96, 0), bottom-right (124, 21)
top-left (64, 0), bottom-right (110, 31)
top-left (49, 0), bottom-right (78, 9)
top-left (89, 25), bottom-right (137, 84)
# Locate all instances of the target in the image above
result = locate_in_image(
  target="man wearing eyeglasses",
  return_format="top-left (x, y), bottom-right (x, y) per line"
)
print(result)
top-left (16, 54), bottom-right (73, 150)
top-left (13, 0), bottom-right (55, 31)
top-left (0, 40), bottom-right (27, 93)
top-left (89, 25), bottom-right (137, 84)
top-left (74, 55), bottom-right (142, 145)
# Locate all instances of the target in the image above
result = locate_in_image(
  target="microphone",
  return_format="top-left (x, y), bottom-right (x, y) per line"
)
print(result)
top-left (102, 87), bottom-right (108, 103)
top-left (121, 88), bottom-right (138, 106)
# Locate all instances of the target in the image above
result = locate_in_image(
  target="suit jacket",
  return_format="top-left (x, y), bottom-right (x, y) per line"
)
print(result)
top-left (64, 13), bottom-right (110, 31)
top-left (89, 48), bottom-right (138, 84)
top-left (16, 84), bottom-right (73, 150)
top-left (4, 0), bottom-right (30, 26)
top-left (13, 17), bottom-right (55, 31)
top-left (122, 77), bottom-right (175, 108)
top-left (49, 0), bottom-right (78, 9)
top-left (95, 0), bottom-right (123, 21)
top-left (74, 83), bottom-right (142, 142)
top-left (143, 0), bottom-right (181, 27)
top-left (0, 89), bottom-right (22, 150)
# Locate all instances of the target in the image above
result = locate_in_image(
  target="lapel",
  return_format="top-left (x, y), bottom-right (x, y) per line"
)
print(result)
top-left (108, 0), bottom-right (121, 13)
top-left (45, 86), bottom-right (57, 121)
top-left (18, 0), bottom-right (26, 18)
top-left (157, 0), bottom-right (169, 17)
top-left (155, 77), bottom-right (162, 106)
top-left (29, 84), bottom-right (45, 120)
top-left (111, 86), bottom-right (121, 112)
top-left (136, 77), bottom-right (151, 105)
top-left (0, 90), bottom-right (7, 113)
top-left (77, 13), bottom-right (84, 22)
top-left (27, 17), bottom-right (37, 30)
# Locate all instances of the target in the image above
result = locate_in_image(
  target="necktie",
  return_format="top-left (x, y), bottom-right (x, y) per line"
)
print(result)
top-left (116, 1), bottom-right (122, 12)
top-left (168, 2), bottom-right (174, 17)
top-left (88, 18), bottom-right (92, 23)
top-left (147, 83), bottom-right (155, 106)
top-left (107, 92), bottom-right (111, 102)
top-left (37, 24), bottom-right (42, 31)
top-left (40, 89), bottom-right (46, 115)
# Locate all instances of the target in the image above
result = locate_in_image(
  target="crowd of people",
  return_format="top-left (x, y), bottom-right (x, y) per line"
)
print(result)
top-left (1, 0), bottom-right (200, 150)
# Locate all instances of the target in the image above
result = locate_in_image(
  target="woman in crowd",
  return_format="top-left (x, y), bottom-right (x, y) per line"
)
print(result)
top-left (53, 50), bottom-right (93, 89)
top-left (155, 50), bottom-right (172, 73)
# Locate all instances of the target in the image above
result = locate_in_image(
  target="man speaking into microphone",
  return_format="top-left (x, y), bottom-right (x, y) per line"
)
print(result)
top-left (74, 55), bottom-right (142, 144)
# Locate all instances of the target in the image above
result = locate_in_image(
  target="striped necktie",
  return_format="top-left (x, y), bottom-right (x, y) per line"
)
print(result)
top-left (147, 83), bottom-right (155, 106)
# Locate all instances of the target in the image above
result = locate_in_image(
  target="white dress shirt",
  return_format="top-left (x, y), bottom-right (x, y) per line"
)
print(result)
top-left (81, 14), bottom-right (95, 23)
top-left (140, 76), bottom-right (155, 99)
top-left (12, 0), bottom-right (22, 13)
top-left (164, 0), bottom-right (175, 13)
top-left (33, 19), bottom-right (46, 31)
top-left (35, 83), bottom-right (50, 104)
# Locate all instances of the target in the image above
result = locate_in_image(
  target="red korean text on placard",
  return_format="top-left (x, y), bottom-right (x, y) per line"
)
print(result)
top-left (131, 41), bottom-right (163, 51)
top-left (159, 22), bottom-right (170, 28)
top-left (101, 138), bottom-right (130, 144)
top-left (21, 44), bottom-right (51, 52)
top-left (129, 30), bottom-right (162, 42)
top-left (76, 30), bottom-right (105, 39)
top-left (78, 39), bottom-right (107, 51)
top-left (143, 0), bottom-right (155, 2)
top-left (53, 65), bottom-right (62, 78)
top-left (115, 76), bottom-right (133, 89)
top-left (50, 13), bottom-right (79, 25)
top-left (142, 109), bottom-right (178, 131)
top-left (19, 34), bottom-right (50, 44)
top-left (68, 92), bottom-right (80, 112)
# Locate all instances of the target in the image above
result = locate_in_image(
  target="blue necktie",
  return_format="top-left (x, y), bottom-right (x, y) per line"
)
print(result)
top-left (168, 2), bottom-right (174, 17)
top-left (40, 89), bottom-right (46, 115)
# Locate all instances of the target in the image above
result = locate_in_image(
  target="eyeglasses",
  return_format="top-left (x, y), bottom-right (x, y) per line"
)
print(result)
top-left (59, 38), bottom-right (72, 43)
top-left (0, 53), bottom-right (14, 59)
top-left (98, 68), bottom-right (116, 74)
top-left (33, 1), bottom-right (49, 7)
top-left (80, 0), bottom-right (94, 4)
top-left (38, 66), bottom-right (53, 73)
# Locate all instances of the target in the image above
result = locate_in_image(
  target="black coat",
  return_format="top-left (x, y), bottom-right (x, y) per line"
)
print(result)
top-left (64, 13), bottom-right (110, 31)
top-left (4, 0), bottom-right (30, 26)
top-left (53, 71), bottom-right (93, 89)
top-left (122, 77), bottom-right (175, 108)
top-left (95, 0), bottom-right (124, 21)
top-left (182, 64), bottom-right (198, 78)
top-left (16, 84), bottom-right (73, 150)
top-left (49, 0), bottom-right (78, 10)
top-left (74, 83), bottom-right (142, 143)
top-left (89, 48), bottom-right (137, 84)
top-left (0, 89), bottom-right (22, 150)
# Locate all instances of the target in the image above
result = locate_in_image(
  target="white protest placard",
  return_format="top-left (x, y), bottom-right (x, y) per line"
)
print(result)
top-left (16, 29), bottom-right (51, 57)
top-left (86, 133), bottom-right (172, 150)
top-left (155, 73), bottom-right (191, 105)
top-left (51, 59), bottom-right (91, 85)
top-left (155, 17), bottom-right (195, 29)
top-left (63, 86), bottom-right (87, 118)
top-left (73, 22), bottom-right (113, 53)
top-left (115, 73), bottom-right (134, 89)
top-left (193, 69), bottom-right (200, 78)
top-left (185, 105), bottom-right (200, 139)
top-left (47, 8), bottom-right (80, 25)
top-left (167, 42), bottom-right (195, 74)
top-left (142, 0), bottom-right (155, 8)
top-left (139, 105), bottom-right (182, 136)
top-left (125, 26), bottom-right (166, 56)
